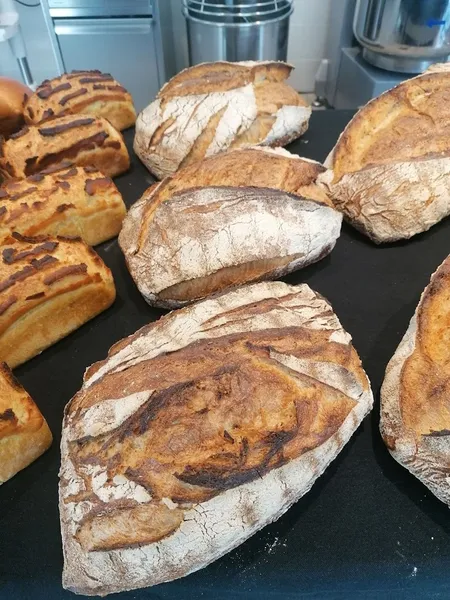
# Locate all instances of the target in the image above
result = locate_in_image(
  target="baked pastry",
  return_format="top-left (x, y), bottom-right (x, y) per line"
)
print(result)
top-left (24, 70), bottom-right (136, 131)
top-left (0, 361), bottom-right (52, 484)
top-left (134, 61), bottom-right (311, 179)
top-left (119, 146), bottom-right (341, 308)
top-left (320, 63), bottom-right (450, 243)
top-left (0, 76), bottom-right (32, 138)
top-left (0, 115), bottom-right (129, 180)
top-left (60, 280), bottom-right (373, 595)
top-left (381, 255), bottom-right (450, 505)
top-left (0, 232), bottom-right (115, 368)
top-left (0, 165), bottom-right (126, 245)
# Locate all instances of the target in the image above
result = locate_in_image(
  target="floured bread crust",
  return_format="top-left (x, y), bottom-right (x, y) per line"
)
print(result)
top-left (321, 62), bottom-right (450, 243)
top-left (381, 254), bottom-right (450, 504)
top-left (134, 61), bottom-right (311, 179)
top-left (60, 281), bottom-right (373, 595)
top-left (119, 147), bottom-right (341, 308)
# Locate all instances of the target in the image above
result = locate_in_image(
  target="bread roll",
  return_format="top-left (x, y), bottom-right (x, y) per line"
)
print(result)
top-left (0, 115), bottom-right (129, 180)
top-left (119, 146), bottom-right (341, 308)
top-left (320, 63), bottom-right (450, 243)
top-left (0, 362), bottom-right (52, 484)
top-left (0, 232), bottom-right (115, 368)
top-left (0, 76), bottom-right (31, 138)
top-left (381, 254), bottom-right (450, 505)
top-left (25, 70), bottom-right (136, 131)
top-left (0, 165), bottom-right (126, 245)
top-left (134, 61), bottom-right (311, 179)
top-left (60, 280), bottom-right (373, 595)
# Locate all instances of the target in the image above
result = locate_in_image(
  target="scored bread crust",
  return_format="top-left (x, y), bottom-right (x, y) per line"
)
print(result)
top-left (134, 61), bottom-right (311, 179)
top-left (119, 147), bottom-right (341, 308)
top-left (0, 233), bottom-right (116, 368)
top-left (60, 281), bottom-right (373, 596)
top-left (381, 255), bottom-right (450, 505)
top-left (0, 166), bottom-right (126, 245)
top-left (320, 63), bottom-right (450, 243)
top-left (0, 115), bottom-right (130, 180)
top-left (24, 70), bottom-right (136, 131)
top-left (0, 361), bottom-right (52, 484)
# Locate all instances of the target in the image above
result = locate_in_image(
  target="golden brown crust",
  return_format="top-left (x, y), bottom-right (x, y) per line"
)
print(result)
top-left (0, 166), bottom-right (126, 245)
top-left (0, 115), bottom-right (130, 179)
top-left (24, 70), bottom-right (136, 131)
top-left (0, 77), bottom-right (31, 138)
top-left (0, 361), bottom-right (52, 483)
top-left (0, 233), bottom-right (116, 368)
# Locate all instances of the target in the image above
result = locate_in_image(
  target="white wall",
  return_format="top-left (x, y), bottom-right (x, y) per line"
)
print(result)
top-left (287, 0), bottom-right (332, 92)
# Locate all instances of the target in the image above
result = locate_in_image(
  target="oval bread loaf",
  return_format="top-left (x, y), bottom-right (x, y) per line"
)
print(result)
top-left (381, 254), bottom-right (450, 505)
top-left (134, 61), bottom-right (311, 179)
top-left (60, 280), bottom-right (373, 596)
top-left (320, 63), bottom-right (450, 243)
top-left (0, 115), bottom-right (130, 179)
top-left (24, 70), bottom-right (136, 131)
top-left (119, 147), bottom-right (342, 308)
top-left (0, 165), bottom-right (126, 245)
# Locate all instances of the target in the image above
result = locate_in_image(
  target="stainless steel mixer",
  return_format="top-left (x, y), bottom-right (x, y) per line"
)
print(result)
top-left (354, 0), bottom-right (450, 73)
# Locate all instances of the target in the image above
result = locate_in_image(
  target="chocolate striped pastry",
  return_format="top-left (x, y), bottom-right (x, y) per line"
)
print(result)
top-left (0, 166), bottom-right (126, 246)
top-left (0, 115), bottom-right (130, 180)
top-left (24, 70), bottom-right (136, 131)
top-left (0, 233), bottom-right (115, 368)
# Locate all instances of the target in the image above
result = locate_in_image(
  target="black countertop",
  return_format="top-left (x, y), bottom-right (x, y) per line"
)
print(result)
top-left (1, 110), bottom-right (449, 600)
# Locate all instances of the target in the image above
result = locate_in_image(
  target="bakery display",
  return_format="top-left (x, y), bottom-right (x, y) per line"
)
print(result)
top-left (381, 255), bottom-right (450, 505)
top-left (0, 165), bottom-right (126, 245)
top-left (321, 63), bottom-right (450, 243)
top-left (0, 115), bottom-right (130, 179)
top-left (0, 233), bottom-right (115, 368)
top-left (60, 280), bottom-right (373, 595)
top-left (119, 146), bottom-right (341, 308)
top-left (0, 76), bottom-right (31, 138)
top-left (0, 361), bottom-right (52, 484)
top-left (24, 70), bottom-right (136, 131)
top-left (134, 61), bottom-right (311, 179)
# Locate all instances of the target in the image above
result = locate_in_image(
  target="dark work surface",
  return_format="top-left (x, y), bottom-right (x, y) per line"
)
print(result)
top-left (1, 111), bottom-right (450, 600)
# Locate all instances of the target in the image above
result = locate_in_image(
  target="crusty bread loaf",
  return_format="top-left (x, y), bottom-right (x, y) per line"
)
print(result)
top-left (381, 255), bottom-right (450, 505)
top-left (0, 115), bottom-right (129, 180)
top-left (0, 362), bottom-right (52, 484)
top-left (0, 165), bottom-right (126, 245)
top-left (320, 63), bottom-right (450, 243)
top-left (134, 61), bottom-right (311, 179)
top-left (0, 232), bottom-right (115, 368)
top-left (24, 70), bottom-right (136, 131)
top-left (0, 76), bottom-right (32, 138)
top-left (60, 280), bottom-right (373, 595)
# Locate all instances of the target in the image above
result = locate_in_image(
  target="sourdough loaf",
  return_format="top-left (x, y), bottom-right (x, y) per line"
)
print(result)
top-left (0, 233), bottom-right (115, 368)
top-left (119, 146), bottom-right (341, 308)
top-left (60, 280), bottom-right (373, 595)
top-left (320, 63), bottom-right (450, 243)
top-left (0, 362), bottom-right (52, 484)
top-left (0, 165), bottom-right (126, 245)
top-left (0, 115), bottom-right (129, 179)
top-left (134, 61), bottom-right (311, 179)
top-left (381, 255), bottom-right (450, 505)
top-left (24, 70), bottom-right (136, 131)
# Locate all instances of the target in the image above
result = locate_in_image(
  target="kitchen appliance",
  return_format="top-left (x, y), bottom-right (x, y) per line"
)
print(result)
top-left (41, 0), bottom-right (170, 111)
top-left (0, 0), bottom-right (34, 86)
top-left (182, 0), bottom-right (293, 64)
top-left (354, 0), bottom-right (450, 73)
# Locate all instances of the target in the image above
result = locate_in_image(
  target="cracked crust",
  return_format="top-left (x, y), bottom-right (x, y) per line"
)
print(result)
top-left (134, 61), bottom-right (311, 179)
top-left (321, 62), bottom-right (450, 243)
top-left (381, 254), bottom-right (450, 505)
top-left (60, 281), bottom-right (373, 595)
top-left (119, 147), bottom-right (341, 308)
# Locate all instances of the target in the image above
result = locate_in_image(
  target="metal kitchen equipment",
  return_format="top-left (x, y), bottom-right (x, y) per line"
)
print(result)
top-left (40, 0), bottom-right (171, 111)
top-left (354, 0), bottom-right (450, 73)
top-left (182, 0), bottom-right (293, 64)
